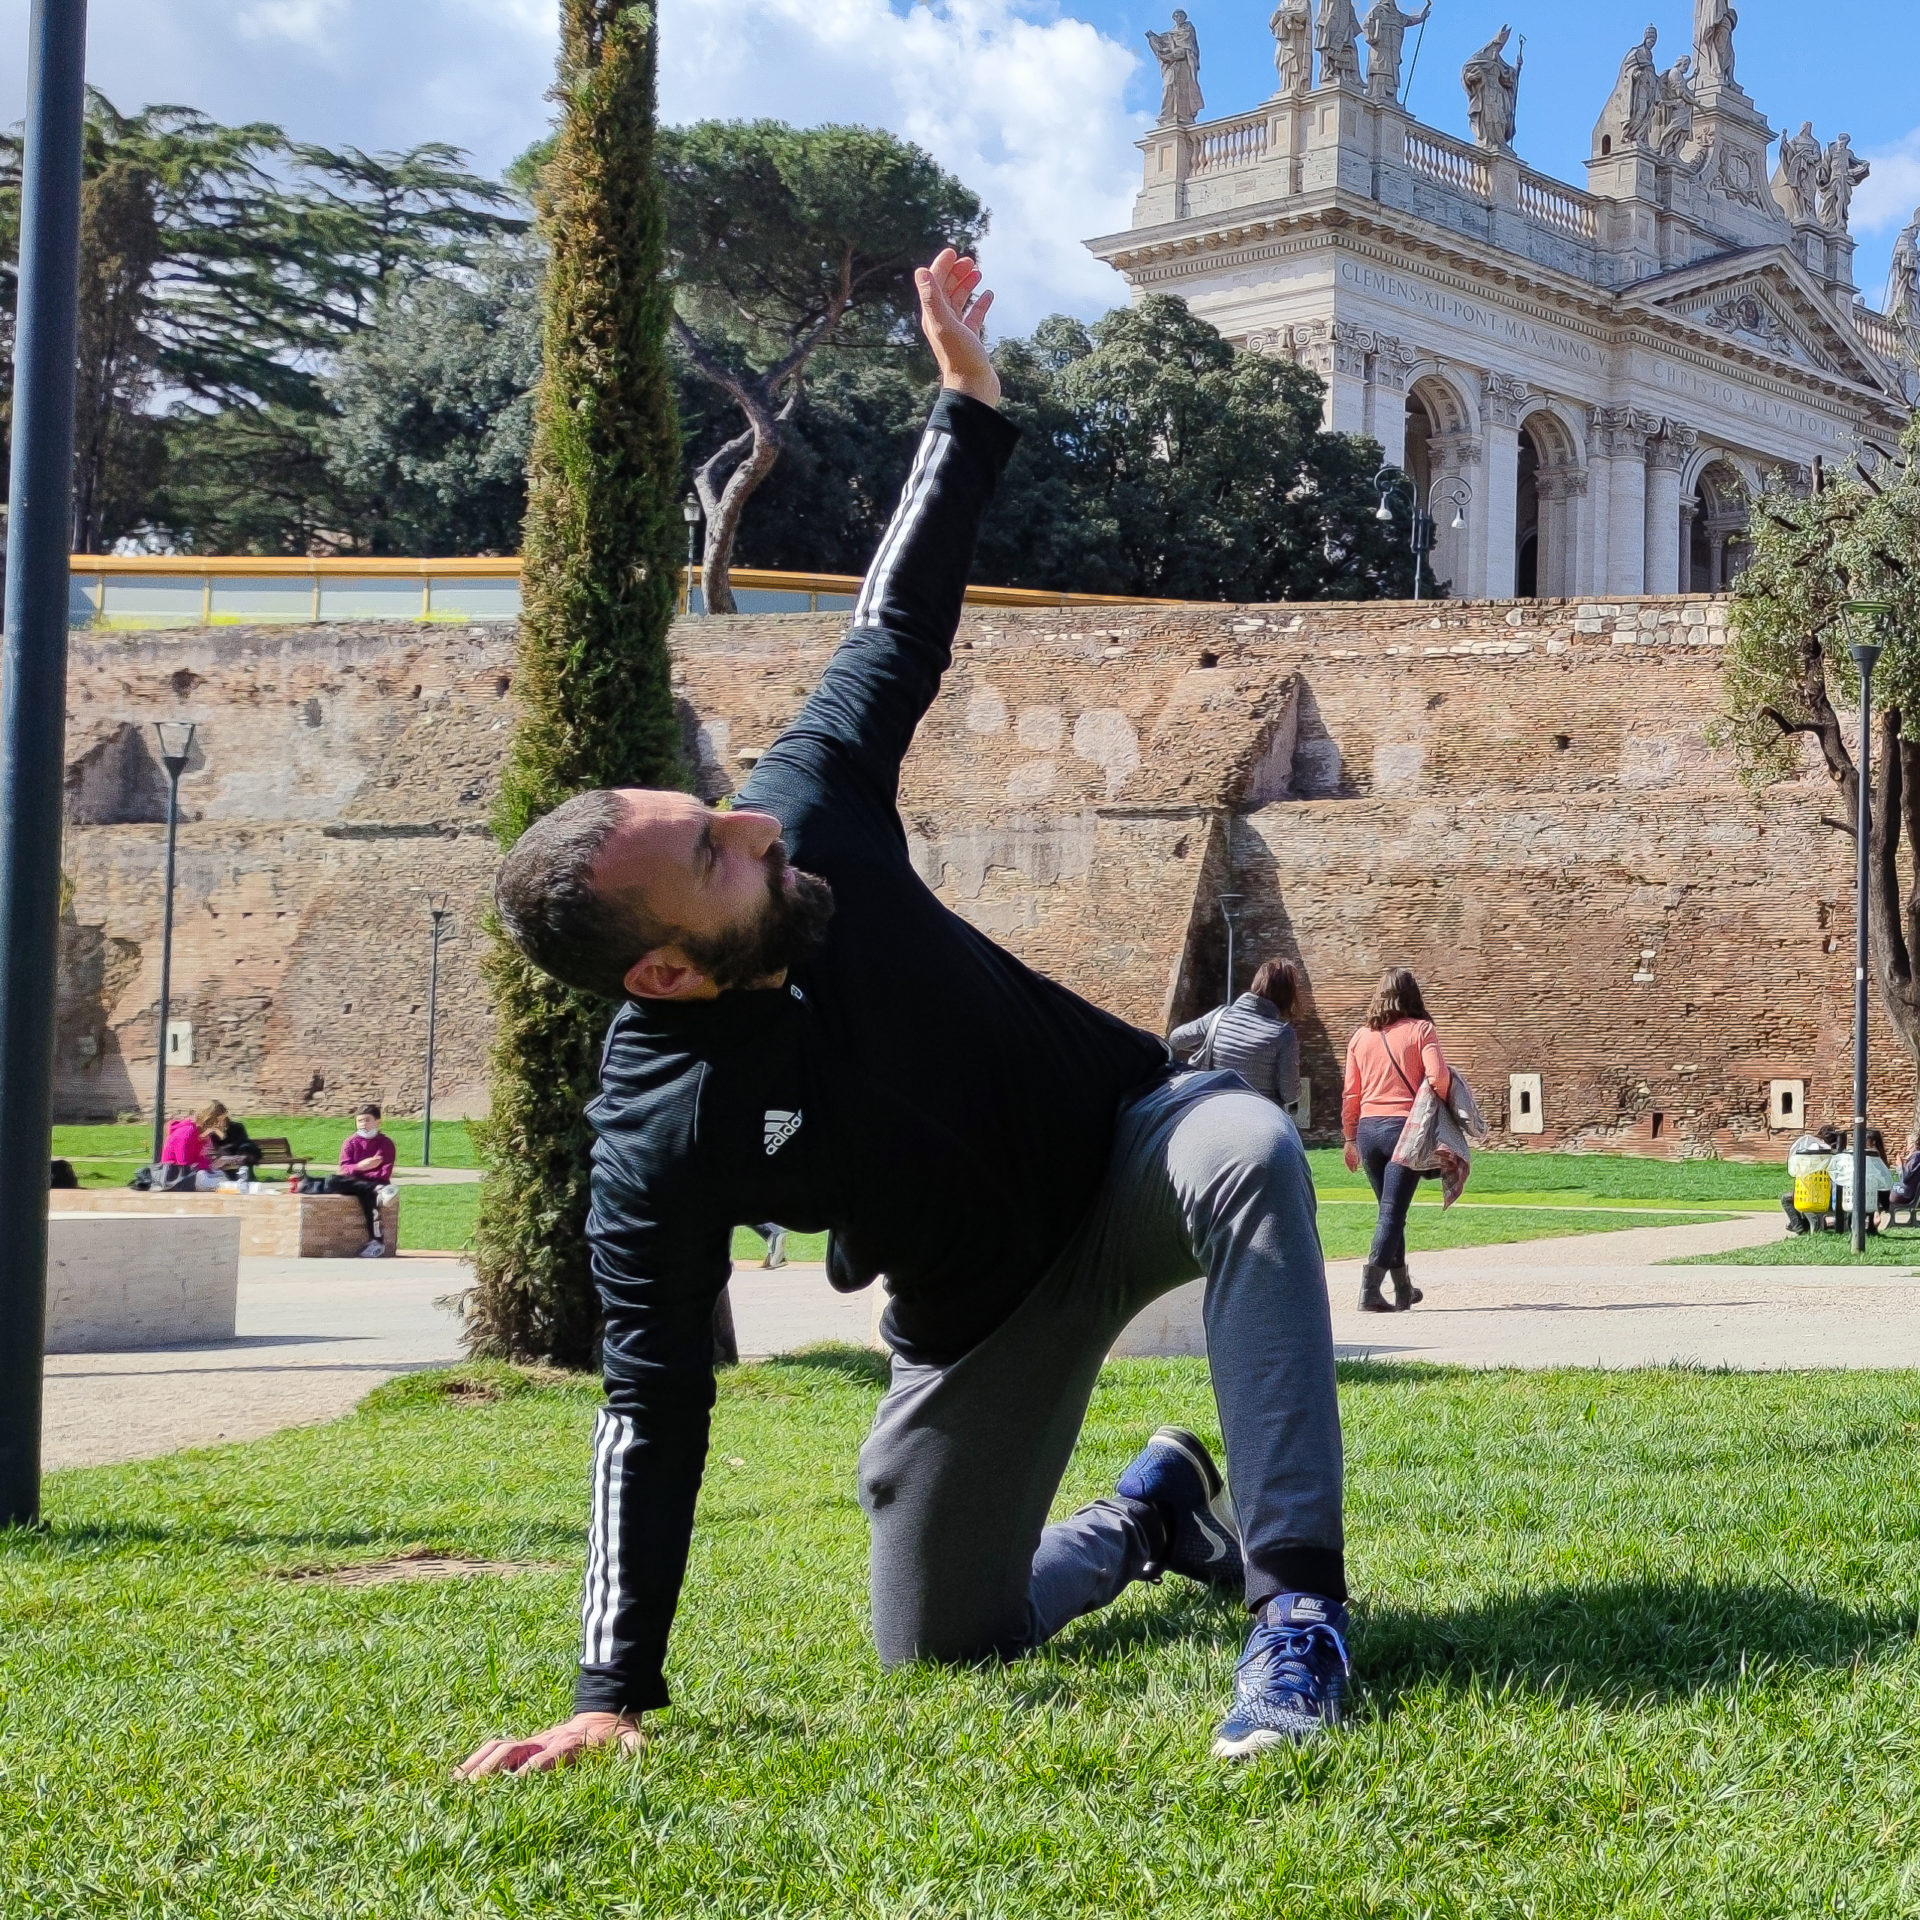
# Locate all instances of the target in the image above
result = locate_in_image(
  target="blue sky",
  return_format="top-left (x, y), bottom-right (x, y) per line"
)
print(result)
top-left (0, 0), bottom-right (1915, 330)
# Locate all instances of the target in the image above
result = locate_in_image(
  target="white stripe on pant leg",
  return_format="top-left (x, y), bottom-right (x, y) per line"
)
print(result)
top-left (853, 430), bottom-right (948, 626)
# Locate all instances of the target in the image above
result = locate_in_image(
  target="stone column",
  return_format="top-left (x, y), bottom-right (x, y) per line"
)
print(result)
top-left (1679, 498), bottom-right (1699, 592)
top-left (1291, 321), bottom-right (1370, 437)
top-left (1365, 334), bottom-right (1417, 473)
top-left (1536, 467), bottom-right (1583, 598)
top-left (1427, 431), bottom-right (1482, 598)
top-left (1642, 422), bottom-right (1695, 596)
top-left (1592, 407), bottom-right (1653, 595)
top-left (1478, 373), bottom-right (1530, 601)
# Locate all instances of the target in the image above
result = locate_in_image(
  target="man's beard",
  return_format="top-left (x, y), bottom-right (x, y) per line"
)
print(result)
top-left (680, 846), bottom-right (835, 990)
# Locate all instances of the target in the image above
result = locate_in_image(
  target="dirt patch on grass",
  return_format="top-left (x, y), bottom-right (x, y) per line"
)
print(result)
top-left (274, 1545), bottom-right (562, 1587)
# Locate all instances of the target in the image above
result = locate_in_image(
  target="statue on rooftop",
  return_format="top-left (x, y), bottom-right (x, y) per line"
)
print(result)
top-left (1271, 0), bottom-right (1313, 96)
top-left (1146, 10), bottom-right (1204, 125)
top-left (1314, 0), bottom-right (1363, 89)
top-left (1361, 0), bottom-right (1430, 104)
top-left (1693, 0), bottom-right (1736, 92)
top-left (1888, 214), bottom-right (1920, 332)
top-left (1462, 25), bottom-right (1522, 151)
top-left (1651, 57), bottom-right (1699, 161)
top-left (1818, 134), bottom-right (1870, 232)
top-left (1773, 122), bottom-right (1822, 224)
top-left (1599, 25), bottom-right (1660, 150)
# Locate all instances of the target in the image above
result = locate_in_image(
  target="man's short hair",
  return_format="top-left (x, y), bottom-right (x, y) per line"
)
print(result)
top-left (357, 1103), bottom-right (381, 1120)
top-left (494, 789), bottom-right (667, 1000)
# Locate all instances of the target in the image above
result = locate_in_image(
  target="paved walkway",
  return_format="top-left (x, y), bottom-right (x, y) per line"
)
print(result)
top-left (44, 1213), bottom-right (1920, 1472)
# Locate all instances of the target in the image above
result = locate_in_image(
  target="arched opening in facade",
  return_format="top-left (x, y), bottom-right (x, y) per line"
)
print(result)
top-left (1404, 375), bottom-right (1473, 594)
top-left (1690, 462), bottom-right (1751, 590)
top-left (1515, 432), bottom-right (1540, 596)
top-left (1517, 407), bottom-right (1581, 598)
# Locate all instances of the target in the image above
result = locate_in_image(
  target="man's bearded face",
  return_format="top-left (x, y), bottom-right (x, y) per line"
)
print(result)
top-left (676, 841), bottom-right (835, 990)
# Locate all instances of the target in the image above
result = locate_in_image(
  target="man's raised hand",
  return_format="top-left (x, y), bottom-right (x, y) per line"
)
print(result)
top-left (455, 1710), bottom-right (645, 1779)
top-left (916, 248), bottom-right (1000, 410)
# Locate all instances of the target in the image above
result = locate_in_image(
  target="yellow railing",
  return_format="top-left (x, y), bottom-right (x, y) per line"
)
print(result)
top-left (65, 553), bottom-right (1186, 628)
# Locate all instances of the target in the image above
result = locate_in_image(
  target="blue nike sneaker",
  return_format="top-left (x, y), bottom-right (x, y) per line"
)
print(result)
top-left (1115, 1426), bottom-right (1244, 1589)
top-left (1211, 1592), bottom-right (1351, 1758)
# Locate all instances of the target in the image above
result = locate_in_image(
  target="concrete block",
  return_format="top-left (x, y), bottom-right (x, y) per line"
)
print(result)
top-left (45, 1212), bottom-right (239, 1352)
top-left (48, 1187), bottom-right (399, 1257)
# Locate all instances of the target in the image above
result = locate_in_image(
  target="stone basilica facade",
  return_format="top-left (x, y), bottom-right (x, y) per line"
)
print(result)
top-left (1088, 4), bottom-right (1917, 599)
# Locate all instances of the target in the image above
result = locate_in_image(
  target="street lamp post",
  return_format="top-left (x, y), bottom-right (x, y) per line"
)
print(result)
top-left (1374, 466), bottom-right (1472, 602)
top-left (0, 0), bottom-right (91, 1530)
top-left (148, 723), bottom-right (196, 1169)
top-left (421, 893), bottom-right (451, 1168)
top-left (1843, 601), bottom-right (1891, 1255)
top-left (682, 493), bottom-right (702, 615)
top-left (1219, 892), bottom-right (1244, 1001)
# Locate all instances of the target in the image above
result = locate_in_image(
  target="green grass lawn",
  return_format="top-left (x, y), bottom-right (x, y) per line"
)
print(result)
top-left (1675, 1228), bottom-right (1920, 1269)
top-left (50, 1125), bottom-right (1762, 1260)
top-left (51, 1115), bottom-right (479, 1170)
top-left (10, 1355), bottom-right (1920, 1915)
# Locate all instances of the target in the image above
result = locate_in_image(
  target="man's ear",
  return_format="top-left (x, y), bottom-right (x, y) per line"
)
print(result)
top-left (623, 945), bottom-right (713, 1001)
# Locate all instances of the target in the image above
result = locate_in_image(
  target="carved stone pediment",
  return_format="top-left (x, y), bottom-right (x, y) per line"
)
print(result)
top-left (1673, 281), bottom-right (1835, 371)
top-left (1629, 251), bottom-right (1902, 397)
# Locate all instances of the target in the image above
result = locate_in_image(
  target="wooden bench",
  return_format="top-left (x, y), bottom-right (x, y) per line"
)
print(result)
top-left (211, 1135), bottom-right (308, 1179)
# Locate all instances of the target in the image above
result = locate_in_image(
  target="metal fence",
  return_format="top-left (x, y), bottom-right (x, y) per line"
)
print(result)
top-left (65, 556), bottom-right (1183, 629)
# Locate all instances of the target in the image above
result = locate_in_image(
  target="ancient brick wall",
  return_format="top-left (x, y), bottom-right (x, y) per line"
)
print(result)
top-left (59, 595), bottom-right (1896, 1157)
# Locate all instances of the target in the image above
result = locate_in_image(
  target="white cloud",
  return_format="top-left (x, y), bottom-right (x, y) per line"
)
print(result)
top-left (237, 0), bottom-right (351, 57)
top-left (1857, 130), bottom-right (1920, 235)
top-left (658, 0), bottom-right (1148, 331)
top-left (0, 0), bottom-right (1143, 329)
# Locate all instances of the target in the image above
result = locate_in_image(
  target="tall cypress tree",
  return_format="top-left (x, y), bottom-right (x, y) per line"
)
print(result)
top-left (466, 0), bottom-right (683, 1365)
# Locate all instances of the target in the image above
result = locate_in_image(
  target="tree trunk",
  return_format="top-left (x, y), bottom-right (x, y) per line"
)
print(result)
top-left (1771, 642), bottom-right (1920, 1129)
top-left (692, 399), bottom-right (781, 615)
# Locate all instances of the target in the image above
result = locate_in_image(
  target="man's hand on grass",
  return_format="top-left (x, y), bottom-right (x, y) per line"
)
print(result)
top-left (455, 1710), bottom-right (645, 1778)
top-left (917, 247), bottom-right (1000, 409)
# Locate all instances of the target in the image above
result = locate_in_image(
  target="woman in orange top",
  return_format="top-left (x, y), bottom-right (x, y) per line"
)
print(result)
top-left (1341, 968), bottom-right (1452, 1315)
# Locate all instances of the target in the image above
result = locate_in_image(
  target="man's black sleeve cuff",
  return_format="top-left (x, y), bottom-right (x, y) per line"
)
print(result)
top-left (576, 1669), bottom-right (671, 1716)
top-left (925, 386), bottom-right (1021, 477)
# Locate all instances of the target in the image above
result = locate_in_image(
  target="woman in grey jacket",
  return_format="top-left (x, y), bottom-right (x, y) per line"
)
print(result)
top-left (1170, 958), bottom-right (1303, 1109)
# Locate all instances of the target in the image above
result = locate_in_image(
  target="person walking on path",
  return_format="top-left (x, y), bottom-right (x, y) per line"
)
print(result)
top-left (1169, 957), bottom-right (1304, 1114)
top-left (459, 249), bottom-right (1349, 1778)
top-left (1342, 968), bottom-right (1452, 1313)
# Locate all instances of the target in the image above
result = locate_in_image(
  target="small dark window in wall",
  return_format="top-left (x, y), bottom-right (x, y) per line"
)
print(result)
top-left (1602, 136), bottom-right (1613, 155)
top-left (1781, 1087), bottom-right (1795, 1116)
top-left (1650, 1112), bottom-right (1665, 1139)
top-left (1519, 1089), bottom-right (1533, 1115)
top-left (1198, 651), bottom-right (1219, 669)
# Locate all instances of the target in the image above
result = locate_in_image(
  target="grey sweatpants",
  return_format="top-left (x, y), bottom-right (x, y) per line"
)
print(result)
top-left (857, 1070), bottom-right (1343, 1666)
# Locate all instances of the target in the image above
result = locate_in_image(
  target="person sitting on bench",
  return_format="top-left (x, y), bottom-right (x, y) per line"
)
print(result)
top-left (311, 1104), bottom-right (397, 1257)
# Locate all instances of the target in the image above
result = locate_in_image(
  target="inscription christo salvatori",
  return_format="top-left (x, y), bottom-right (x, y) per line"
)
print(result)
top-left (1646, 360), bottom-right (1843, 440)
top-left (1339, 261), bottom-right (1600, 363)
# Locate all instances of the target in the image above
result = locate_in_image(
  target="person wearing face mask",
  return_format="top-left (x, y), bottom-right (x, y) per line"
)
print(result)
top-left (321, 1103), bottom-right (397, 1256)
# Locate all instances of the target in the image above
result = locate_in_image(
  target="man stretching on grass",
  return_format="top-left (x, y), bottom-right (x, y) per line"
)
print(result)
top-left (458, 250), bottom-right (1350, 1775)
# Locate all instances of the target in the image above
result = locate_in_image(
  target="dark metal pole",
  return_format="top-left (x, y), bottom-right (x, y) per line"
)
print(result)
top-left (1851, 639), bottom-right (1881, 1254)
top-left (422, 901), bottom-right (448, 1168)
top-left (1220, 893), bottom-right (1243, 1002)
top-left (148, 740), bottom-right (191, 1166)
top-left (0, 0), bottom-right (90, 1530)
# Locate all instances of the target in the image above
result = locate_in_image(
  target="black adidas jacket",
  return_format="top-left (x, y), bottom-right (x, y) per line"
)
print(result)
top-left (575, 390), bottom-right (1171, 1715)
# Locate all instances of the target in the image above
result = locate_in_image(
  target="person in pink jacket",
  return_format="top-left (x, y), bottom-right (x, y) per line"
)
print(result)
top-left (1341, 968), bottom-right (1452, 1315)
